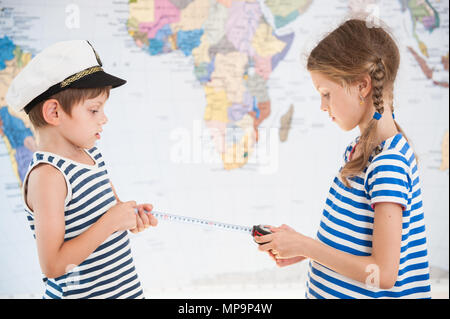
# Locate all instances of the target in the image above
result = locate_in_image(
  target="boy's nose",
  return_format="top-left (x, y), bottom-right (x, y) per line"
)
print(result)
top-left (101, 113), bottom-right (108, 125)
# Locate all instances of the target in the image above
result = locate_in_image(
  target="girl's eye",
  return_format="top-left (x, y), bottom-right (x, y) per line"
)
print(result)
top-left (91, 110), bottom-right (99, 114)
top-left (322, 93), bottom-right (330, 98)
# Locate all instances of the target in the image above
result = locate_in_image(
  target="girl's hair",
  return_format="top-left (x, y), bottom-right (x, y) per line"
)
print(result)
top-left (28, 86), bottom-right (111, 128)
top-left (307, 18), bottom-right (413, 187)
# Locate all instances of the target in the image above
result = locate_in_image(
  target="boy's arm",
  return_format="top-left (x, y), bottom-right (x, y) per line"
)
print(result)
top-left (110, 182), bottom-right (121, 203)
top-left (28, 164), bottom-right (136, 278)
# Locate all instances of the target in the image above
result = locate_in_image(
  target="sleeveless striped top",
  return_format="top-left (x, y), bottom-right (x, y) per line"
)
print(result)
top-left (22, 147), bottom-right (145, 299)
top-left (306, 133), bottom-right (431, 299)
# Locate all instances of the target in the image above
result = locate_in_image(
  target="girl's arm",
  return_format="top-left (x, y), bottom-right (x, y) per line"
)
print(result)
top-left (257, 202), bottom-right (403, 289)
top-left (27, 164), bottom-right (137, 279)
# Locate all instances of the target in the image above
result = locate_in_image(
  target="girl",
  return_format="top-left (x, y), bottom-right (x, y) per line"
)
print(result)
top-left (255, 19), bottom-right (431, 299)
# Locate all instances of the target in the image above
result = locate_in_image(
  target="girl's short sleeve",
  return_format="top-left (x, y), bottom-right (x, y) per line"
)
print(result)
top-left (364, 151), bottom-right (411, 210)
top-left (343, 138), bottom-right (359, 163)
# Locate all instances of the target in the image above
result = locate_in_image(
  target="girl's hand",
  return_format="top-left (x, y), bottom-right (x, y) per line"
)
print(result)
top-left (255, 224), bottom-right (308, 259)
top-left (130, 203), bottom-right (158, 234)
top-left (273, 255), bottom-right (307, 267)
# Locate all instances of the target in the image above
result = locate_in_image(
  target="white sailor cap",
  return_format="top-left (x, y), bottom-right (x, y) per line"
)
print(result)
top-left (6, 40), bottom-right (126, 114)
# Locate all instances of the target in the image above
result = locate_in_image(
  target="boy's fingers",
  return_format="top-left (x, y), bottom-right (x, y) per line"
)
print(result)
top-left (138, 210), bottom-right (150, 228)
top-left (126, 200), bottom-right (137, 208)
top-left (135, 214), bottom-right (144, 232)
top-left (148, 214), bottom-right (158, 226)
top-left (142, 204), bottom-right (153, 212)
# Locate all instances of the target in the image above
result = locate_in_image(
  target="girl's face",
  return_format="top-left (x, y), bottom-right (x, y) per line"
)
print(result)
top-left (310, 71), bottom-right (367, 131)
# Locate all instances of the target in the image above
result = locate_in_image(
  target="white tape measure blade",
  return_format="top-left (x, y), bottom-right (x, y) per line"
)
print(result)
top-left (137, 209), bottom-right (253, 234)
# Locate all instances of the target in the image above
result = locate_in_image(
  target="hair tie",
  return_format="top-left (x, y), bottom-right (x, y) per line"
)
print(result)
top-left (373, 112), bottom-right (382, 120)
top-left (373, 112), bottom-right (396, 121)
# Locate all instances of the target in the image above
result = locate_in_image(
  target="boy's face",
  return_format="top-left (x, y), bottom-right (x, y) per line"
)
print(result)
top-left (310, 71), bottom-right (367, 132)
top-left (58, 92), bottom-right (109, 149)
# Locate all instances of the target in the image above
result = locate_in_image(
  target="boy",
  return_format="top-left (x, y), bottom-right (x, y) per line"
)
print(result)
top-left (6, 40), bottom-right (157, 299)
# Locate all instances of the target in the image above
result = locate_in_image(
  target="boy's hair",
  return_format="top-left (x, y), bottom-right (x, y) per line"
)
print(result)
top-left (28, 86), bottom-right (111, 128)
top-left (307, 18), bottom-right (414, 187)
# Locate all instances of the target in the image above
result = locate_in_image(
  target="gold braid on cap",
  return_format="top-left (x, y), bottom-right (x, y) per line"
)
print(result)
top-left (60, 66), bottom-right (103, 88)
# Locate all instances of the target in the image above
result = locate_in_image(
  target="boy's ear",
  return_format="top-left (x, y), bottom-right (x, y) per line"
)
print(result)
top-left (358, 74), bottom-right (372, 98)
top-left (42, 99), bottom-right (61, 126)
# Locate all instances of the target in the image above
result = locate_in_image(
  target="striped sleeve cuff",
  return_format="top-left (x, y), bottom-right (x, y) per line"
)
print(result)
top-left (365, 153), bottom-right (411, 211)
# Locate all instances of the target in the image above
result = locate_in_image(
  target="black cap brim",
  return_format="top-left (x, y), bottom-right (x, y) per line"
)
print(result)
top-left (23, 69), bottom-right (126, 114)
top-left (69, 70), bottom-right (126, 89)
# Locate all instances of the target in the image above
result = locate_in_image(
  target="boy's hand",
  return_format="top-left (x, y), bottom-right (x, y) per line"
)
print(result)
top-left (130, 203), bottom-right (158, 234)
top-left (104, 201), bottom-right (138, 232)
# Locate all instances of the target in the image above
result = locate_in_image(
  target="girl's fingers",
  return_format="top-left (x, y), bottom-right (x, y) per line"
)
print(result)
top-left (279, 224), bottom-right (294, 231)
top-left (258, 241), bottom-right (274, 252)
top-left (254, 233), bottom-right (273, 244)
top-left (268, 250), bottom-right (278, 260)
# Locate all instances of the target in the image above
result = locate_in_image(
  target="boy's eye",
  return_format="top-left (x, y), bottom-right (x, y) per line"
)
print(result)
top-left (322, 93), bottom-right (330, 98)
top-left (90, 110), bottom-right (99, 114)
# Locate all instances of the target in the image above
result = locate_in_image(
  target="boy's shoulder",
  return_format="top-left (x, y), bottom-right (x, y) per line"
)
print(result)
top-left (25, 162), bottom-right (67, 211)
top-left (27, 162), bottom-right (66, 189)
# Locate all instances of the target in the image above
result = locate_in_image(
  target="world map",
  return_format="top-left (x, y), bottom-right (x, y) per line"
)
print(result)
top-left (0, 0), bottom-right (448, 297)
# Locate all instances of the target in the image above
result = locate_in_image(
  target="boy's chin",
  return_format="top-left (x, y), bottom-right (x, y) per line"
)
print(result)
top-left (81, 141), bottom-right (97, 150)
top-left (88, 142), bottom-right (97, 149)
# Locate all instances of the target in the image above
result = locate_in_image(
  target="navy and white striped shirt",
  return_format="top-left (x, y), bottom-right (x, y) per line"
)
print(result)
top-left (306, 133), bottom-right (431, 299)
top-left (22, 147), bottom-right (145, 299)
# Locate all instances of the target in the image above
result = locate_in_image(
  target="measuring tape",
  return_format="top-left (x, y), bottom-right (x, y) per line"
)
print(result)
top-left (135, 209), bottom-right (272, 240)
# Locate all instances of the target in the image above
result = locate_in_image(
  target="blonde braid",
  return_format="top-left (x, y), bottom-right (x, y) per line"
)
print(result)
top-left (370, 58), bottom-right (386, 116)
top-left (369, 58), bottom-right (387, 156)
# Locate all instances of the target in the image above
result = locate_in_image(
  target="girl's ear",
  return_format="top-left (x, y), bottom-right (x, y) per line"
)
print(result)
top-left (358, 74), bottom-right (372, 98)
top-left (42, 99), bottom-right (61, 126)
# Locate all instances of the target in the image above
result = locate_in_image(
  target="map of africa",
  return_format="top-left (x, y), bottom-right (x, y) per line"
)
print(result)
top-left (0, 0), bottom-right (448, 297)
top-left (127, 0), bottom-right (309, 169)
